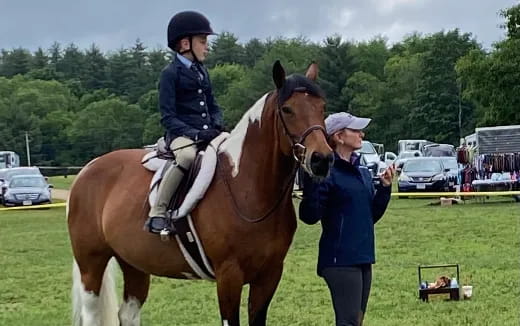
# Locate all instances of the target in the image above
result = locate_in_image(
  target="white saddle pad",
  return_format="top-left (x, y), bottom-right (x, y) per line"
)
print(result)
top-left (141, 133), bottom-right (229, 218)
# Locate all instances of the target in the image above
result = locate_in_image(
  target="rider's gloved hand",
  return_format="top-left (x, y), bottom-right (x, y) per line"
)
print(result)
top-left (197, 129), bottom-right (220, 143)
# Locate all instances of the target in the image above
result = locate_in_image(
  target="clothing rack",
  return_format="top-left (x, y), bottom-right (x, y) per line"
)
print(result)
top-left (456, 146), bottom-right (520, 191)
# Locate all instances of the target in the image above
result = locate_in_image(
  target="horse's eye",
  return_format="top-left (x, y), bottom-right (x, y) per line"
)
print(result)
top-left (281, 106), bottom-right (292, 114)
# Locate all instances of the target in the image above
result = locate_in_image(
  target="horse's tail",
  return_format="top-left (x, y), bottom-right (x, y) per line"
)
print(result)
top-left (72, 258), bottom-right (119, 326)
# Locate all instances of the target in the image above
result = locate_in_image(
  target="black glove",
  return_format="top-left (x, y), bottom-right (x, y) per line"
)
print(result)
top-left (197, 128), bottom-right (220, 143)
top-left (216, 124), bottom-right (229, 132)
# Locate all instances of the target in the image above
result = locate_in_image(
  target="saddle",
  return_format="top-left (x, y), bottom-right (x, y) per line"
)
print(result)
top-left (141, 134), bottom-right (229, 280)
top-left (164, 151), bottom-right (204, 214)
top-left (141, 136), bottom-right (206, 216)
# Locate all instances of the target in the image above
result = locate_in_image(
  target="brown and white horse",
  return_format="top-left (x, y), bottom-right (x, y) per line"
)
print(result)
top-left (67, 61), bottom-right (333, 326)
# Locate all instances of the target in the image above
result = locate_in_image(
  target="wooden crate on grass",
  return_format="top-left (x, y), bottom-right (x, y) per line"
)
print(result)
top-left (418, 264), bottom-right (460, 302)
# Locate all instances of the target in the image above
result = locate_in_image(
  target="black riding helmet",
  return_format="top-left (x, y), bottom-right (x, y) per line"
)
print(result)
top-left (167, 11), bottom-right (215, 57)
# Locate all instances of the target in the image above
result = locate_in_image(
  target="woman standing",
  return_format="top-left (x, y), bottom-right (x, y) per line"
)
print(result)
top-left (299, 112), bottom-right (395, 326)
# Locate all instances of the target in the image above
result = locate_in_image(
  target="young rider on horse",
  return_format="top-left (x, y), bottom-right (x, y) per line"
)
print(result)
top-left (144, 11), bottom-right (223, 235)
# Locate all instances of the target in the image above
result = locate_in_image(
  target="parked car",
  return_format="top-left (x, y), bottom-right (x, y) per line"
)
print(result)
top-left (397, 139), bottom-right (434, 154)
top-left (394, 150), bottom-right (422, 171)
top-left (398, 157), bottom-right (450, 192)
top-left (382, 151), bottom-right (397, 167)
top-left (0, 167), bottom-right (43, 182)
top-left (438, 156), bottom-right (460, 190)
top-left (373, 143), bottom-right (384, 155)
top-left (356, 141), bottom-right (388, 185)
top-left (2, 174), bottom-right (53, 206)
top-left (423, 143), bottom-right (456, 157)
top-left (0, 168), bottom-right (8, 186)
top-left (0, 167), bottom-right (44, 202)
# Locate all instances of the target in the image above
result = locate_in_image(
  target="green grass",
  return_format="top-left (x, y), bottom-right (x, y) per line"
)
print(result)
top-left (47, 175), bottom-right (76, 190)
top-left (0, 199), bottom-right (518, 325)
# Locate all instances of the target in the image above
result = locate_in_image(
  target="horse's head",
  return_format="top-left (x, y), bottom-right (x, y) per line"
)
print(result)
top-left (272, 61), bottom-right (333, 179)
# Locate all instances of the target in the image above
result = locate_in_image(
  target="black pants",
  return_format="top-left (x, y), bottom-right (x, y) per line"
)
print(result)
top-left (322, 264), bottom-right (372, 326)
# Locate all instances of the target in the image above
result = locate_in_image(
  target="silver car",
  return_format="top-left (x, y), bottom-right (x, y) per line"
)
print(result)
top-left (357, 141), bottom-right (388, 184)
top-left (0, 167), bottom-right (44, 202)
top-left (2, 175), bottom-right (53, 206)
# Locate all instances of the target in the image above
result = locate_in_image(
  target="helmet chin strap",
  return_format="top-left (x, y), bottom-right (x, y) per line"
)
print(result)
top-left (179, 36), bottom-right (201, 63)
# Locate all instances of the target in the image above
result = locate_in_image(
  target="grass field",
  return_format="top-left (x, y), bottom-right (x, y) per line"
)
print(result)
top-left (0, 198), bottom-right (518, 325)
top-left (47, 176), bottom-right (76, 190)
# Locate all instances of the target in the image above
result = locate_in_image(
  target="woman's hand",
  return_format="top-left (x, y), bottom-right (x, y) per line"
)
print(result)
top-left (380, 165), bottom-right (396, 187)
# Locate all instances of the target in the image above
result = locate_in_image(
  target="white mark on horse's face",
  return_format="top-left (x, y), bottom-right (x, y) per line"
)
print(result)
top-left (220, 93), bottom-right (268, 177)
top-left (222, 320), bottom-right (230, 326)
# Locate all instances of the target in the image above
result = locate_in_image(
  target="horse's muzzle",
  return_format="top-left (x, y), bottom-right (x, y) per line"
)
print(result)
top-left (310, 152), bottom-right (333, 177)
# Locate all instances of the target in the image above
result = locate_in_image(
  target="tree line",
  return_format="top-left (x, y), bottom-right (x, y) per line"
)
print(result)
top-left (0, 4), bottom-right (518, 166)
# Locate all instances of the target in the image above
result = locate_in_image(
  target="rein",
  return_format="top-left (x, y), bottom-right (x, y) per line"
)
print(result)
top-left (217, 155), bottom-right (298, 224)
top-left (218, 91), bottom-right (325, 223)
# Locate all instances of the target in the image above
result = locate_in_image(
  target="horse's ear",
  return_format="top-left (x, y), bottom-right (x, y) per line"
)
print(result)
top-left (305, 61), bottom-right (318, 81)
top-left (273, 60), bottom-right (285, 89)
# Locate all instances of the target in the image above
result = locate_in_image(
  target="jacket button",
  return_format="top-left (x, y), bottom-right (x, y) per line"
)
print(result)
top-left (203, 125), bottom-right (208, 130)
top-left (200, 101), bottom-right (205, 106)
top-left (202, 113), bottom-right (207, 118)
top-left (198, 89), bottom-right (203, 94)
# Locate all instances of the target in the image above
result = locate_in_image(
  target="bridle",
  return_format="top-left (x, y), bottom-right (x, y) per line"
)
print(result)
top-left (219, 90), bottom-right (327, 223)
top-left (276, 94), bottom-right (327, 164)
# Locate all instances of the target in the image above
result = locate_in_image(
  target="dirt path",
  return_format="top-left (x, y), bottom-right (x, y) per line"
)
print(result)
top-left (52, 189), bottom-right (70, 201)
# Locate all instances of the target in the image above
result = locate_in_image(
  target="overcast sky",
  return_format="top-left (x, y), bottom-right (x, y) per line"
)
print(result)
top-left (0, 0), bottom-right (517, 51)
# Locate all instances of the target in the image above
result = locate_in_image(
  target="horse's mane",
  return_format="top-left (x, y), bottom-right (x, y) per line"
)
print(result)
top-left (277, 74), bottom-right (325, 106)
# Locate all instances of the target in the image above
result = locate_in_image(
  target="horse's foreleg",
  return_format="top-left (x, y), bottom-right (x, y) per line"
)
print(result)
top-left (247, 264), bottom-right (283, 326)
top-left (216, 264), bottom-right (244, 326)
top-left (117, 259), bottom-right (151, 326)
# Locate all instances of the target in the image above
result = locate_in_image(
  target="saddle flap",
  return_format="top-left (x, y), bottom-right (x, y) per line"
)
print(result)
top-left (144, 133), bottom-right (229, 218)
top-left (170, 153), bottom-right (204, 212)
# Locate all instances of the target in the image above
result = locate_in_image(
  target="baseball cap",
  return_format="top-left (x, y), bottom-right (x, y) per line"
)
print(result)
top-left (324, 112), bottom-right (371, 136)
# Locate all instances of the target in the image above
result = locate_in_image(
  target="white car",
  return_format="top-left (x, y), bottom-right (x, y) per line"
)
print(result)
top-left (357, 141), bottom-right (388, 183)
top-left (395, 150), bottom-right (423, 171)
